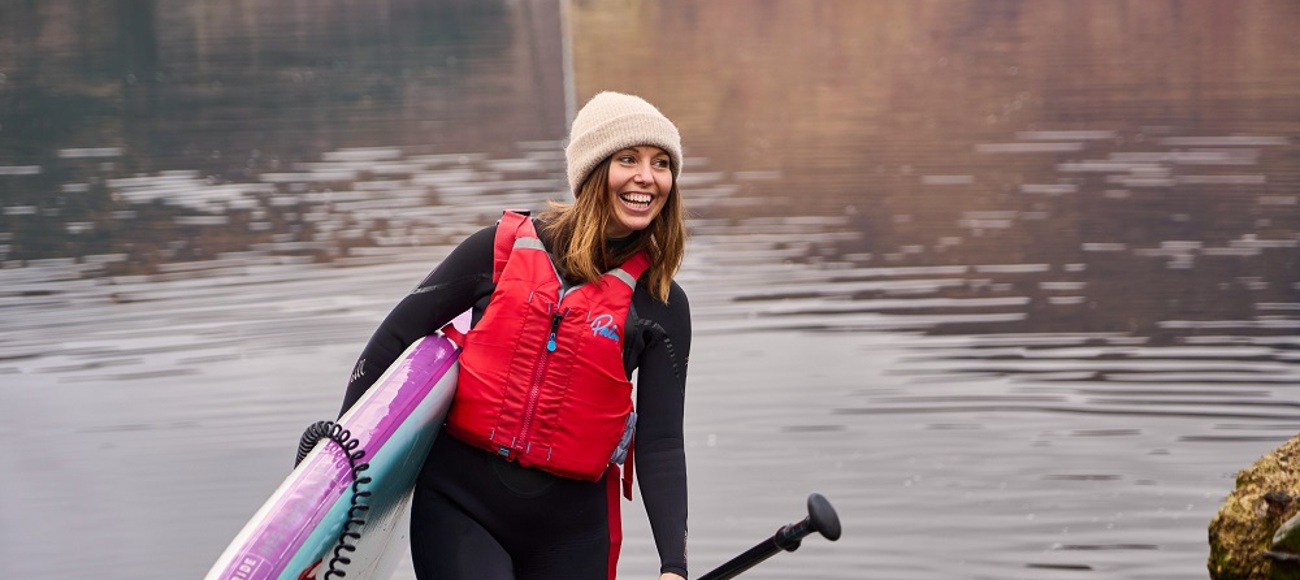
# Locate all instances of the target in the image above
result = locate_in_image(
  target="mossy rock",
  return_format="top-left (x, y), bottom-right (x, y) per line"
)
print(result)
top-left (1208, 434), bottom-right (1300, 579)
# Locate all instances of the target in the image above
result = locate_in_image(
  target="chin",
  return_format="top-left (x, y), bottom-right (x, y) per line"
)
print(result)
top-left (611, 215), bottom-right (650, 235)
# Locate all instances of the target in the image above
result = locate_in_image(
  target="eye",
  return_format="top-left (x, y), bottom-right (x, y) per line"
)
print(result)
top-left (652, 158), bottom-right (671, 169)
top-left (617, 154), bottom-right (636, 164)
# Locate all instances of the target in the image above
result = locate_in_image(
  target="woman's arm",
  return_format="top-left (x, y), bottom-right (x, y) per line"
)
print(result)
top-left (633, 282), bottom-right (692, 577)
top-left (338, 225), bottom-right (496, 415)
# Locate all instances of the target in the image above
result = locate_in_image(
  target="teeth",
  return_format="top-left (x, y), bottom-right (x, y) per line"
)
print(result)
top-left (620, 193), bottom-right (652, 204)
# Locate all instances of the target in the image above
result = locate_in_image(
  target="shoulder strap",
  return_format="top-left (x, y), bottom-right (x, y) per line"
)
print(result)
top-left (620, 251), bottom-right (651, 282)
top-left (493, 209), bottom-right (533, 284)
top-left (607, 250), bottom-right (651, 291)
top-left (445, 211), bottom-right (529, 346)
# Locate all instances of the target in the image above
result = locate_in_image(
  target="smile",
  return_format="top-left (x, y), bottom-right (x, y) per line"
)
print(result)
top-left (619, 192), bottom-right (653, 210)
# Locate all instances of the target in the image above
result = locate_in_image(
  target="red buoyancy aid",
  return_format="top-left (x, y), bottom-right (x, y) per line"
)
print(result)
top-left (446, 210), bottom-right (650, 482)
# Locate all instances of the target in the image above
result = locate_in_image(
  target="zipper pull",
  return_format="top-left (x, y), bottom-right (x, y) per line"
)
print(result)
top-left (546, 311), bottom-right (563, 352)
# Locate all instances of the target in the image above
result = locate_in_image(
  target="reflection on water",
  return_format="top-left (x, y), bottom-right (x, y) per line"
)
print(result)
top-left (3, 1), bottom-right (1299, 579)
top-left (0, 0), bottom-right (566, 270)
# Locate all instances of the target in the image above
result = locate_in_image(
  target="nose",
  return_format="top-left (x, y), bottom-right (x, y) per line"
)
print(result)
top-left (633, 160), bottom-right (653, 184)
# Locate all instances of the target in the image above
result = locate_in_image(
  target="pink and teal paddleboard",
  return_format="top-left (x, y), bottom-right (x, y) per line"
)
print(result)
top-left (206, 334), bottom-right (460, 580)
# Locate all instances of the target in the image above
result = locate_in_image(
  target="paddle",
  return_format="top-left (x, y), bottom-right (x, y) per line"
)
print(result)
top-left (697, 493), bottom-right (842, 580)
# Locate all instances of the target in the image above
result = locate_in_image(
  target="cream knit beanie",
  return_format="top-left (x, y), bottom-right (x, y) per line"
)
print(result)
top-left (565, 91), bottom-right (682, 197)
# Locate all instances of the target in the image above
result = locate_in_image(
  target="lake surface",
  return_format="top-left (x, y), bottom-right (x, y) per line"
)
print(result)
top-left (2, 1), bottom-right (1298, 579)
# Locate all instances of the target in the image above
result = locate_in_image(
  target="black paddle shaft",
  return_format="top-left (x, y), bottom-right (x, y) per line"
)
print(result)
top-left (698, 493), bottom-right (842, 580)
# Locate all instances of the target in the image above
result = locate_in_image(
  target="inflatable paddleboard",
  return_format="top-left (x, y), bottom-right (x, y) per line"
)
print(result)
top-left (206, 334), bottom-right (460, 580)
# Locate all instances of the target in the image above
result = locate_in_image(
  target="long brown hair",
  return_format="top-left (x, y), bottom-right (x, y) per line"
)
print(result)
top-left (541, 156), bottom-right (685, 303)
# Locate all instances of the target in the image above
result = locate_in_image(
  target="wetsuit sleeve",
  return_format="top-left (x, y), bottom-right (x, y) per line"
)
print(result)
top-left (338, 224), bottom-right (496, 416)
top-left (633, 281), bottom-right (692, 577)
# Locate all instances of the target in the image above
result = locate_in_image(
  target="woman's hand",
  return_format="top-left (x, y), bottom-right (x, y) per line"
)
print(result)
top-left (659, 574), bottom-right (686, 580)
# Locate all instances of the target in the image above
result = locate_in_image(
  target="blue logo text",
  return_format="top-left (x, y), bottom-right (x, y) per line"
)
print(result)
top-left (591, 314), bottom-right (620, 343)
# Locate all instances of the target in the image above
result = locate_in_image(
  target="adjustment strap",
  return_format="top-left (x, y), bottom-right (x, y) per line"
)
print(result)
top-left (605, 463), bottom-right (624, 580)
top-left (440, 323), bottom-right (466, 348)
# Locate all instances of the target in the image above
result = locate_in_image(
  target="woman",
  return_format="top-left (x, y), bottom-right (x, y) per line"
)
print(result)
top-left (340, 92), bottom-right (691, 580)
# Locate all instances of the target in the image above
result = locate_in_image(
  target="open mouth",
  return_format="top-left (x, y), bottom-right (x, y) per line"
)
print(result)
top-left (619, 192), bottom-right (653, 210)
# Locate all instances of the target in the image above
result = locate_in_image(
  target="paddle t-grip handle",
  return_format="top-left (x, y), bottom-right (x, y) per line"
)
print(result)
top-left (698, 493), bottom-right (842, 580)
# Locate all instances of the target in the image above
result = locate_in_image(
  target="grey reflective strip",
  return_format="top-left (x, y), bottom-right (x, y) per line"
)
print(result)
top-left (513, 237), bottom-right (547, 251)
top-left (609, 268), bottom-right (637, 289)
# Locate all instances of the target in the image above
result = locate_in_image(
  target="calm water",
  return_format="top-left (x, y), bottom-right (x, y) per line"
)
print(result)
top-left (2, 1), bottom-right (1299, 579)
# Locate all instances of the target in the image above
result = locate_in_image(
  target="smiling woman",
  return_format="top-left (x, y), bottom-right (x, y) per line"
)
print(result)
top-left (339, 91), bottom-right (693, 580)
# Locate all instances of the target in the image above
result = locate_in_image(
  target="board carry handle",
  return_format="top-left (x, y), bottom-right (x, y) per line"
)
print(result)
top-left (697, 493), bottom-right (842, 580)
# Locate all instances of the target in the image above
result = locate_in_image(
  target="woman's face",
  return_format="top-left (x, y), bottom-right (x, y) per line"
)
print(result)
top-left (604, 145), bottom-right (673, 238)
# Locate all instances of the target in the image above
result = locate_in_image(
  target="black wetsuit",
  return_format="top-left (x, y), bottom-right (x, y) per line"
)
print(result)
top-left (341, 219), bottom-right (691, 579)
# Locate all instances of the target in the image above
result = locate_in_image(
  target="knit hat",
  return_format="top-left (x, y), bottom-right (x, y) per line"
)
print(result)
top-left (565, 91), bottom-right (682, 197)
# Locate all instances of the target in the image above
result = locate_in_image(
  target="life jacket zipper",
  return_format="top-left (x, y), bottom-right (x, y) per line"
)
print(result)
top-left (515, 308), bottom-right (565, 455)
top-left (512, 247), bottom-right (581, 458)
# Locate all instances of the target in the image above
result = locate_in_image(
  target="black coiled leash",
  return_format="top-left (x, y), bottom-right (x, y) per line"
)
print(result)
top-left (296, 420), bottom-right (373, 579)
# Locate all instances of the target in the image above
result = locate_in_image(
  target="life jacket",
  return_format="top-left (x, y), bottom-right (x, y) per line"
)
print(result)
top-left (445, 210), bottom-right (649, 483)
